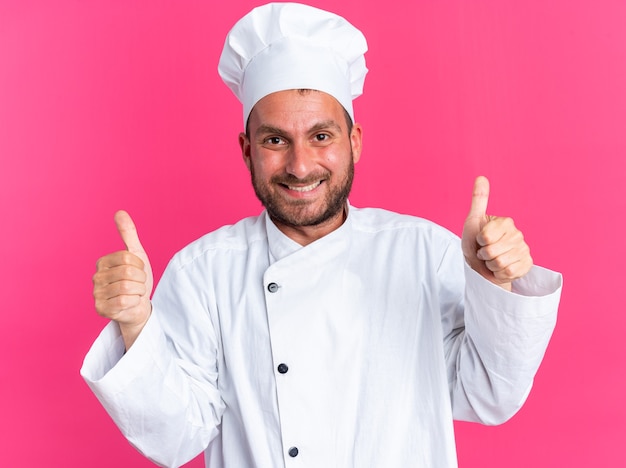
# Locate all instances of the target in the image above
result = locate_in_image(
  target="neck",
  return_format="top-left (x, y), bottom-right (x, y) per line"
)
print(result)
top-left (271, 205), bottom-right (347, 246)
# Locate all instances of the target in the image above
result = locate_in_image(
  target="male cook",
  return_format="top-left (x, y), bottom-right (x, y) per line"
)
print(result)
top-left (82, 3), bottom-right (562, 468)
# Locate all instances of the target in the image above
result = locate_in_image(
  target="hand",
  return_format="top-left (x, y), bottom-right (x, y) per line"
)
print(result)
top-left (93, 211), bottom-right (153, 349)
top-left (461, 176), bottom-right (533, 291)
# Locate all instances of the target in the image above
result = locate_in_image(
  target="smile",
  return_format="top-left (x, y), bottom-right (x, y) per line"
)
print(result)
top-left (285, 181), bottom-right (323, 192)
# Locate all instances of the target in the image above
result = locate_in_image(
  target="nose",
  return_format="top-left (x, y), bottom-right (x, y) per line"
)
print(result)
top-left (285, 141), bottom-right (315, 179)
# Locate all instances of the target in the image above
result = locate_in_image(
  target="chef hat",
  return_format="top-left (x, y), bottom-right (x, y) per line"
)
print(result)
top-left (218, 2), bottom-right (368, 127)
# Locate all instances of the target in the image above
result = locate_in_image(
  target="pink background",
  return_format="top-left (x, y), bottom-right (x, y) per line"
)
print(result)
top-left (1, 0), bottom-right (624, 466)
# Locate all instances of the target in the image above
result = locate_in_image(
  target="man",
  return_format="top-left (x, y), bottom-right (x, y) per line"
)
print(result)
top-left (82, 3), bottom-right (562, 468)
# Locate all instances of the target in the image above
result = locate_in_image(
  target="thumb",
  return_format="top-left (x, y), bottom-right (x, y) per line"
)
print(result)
top-left (462, 176), bottom-right (490, 261)
top-left (467, 175), bottom-right (490, 219)
top-left (114, 210), bottom-right (146, 255)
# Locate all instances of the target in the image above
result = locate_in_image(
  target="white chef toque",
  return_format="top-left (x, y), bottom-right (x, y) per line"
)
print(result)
top-left (218, 2), bottom-right (368, 128)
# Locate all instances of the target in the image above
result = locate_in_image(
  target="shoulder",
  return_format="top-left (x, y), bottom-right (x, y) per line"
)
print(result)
top-left (350, 206), bottom-right (458, 242)
top-left (348, 206), bottom-right (463, 277)
top-left (168, 214), bottom-right (267, 270)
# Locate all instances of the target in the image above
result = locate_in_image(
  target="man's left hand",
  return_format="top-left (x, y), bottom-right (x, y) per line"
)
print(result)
top-left (461, 176), bottom-right (533, 291)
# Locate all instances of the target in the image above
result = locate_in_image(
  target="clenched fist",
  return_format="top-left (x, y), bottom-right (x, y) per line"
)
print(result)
top-left (461, 176), bottom-right (533, 291)
top-left (93, 211), bottom-right (153, 350)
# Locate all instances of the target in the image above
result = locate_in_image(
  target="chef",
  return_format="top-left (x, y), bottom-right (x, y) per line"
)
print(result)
top-left (82, 3), bottom-right (562, 468)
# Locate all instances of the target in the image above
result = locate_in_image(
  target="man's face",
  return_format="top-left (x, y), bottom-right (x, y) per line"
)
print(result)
top-left (239, 90), bottom-right (362, 236)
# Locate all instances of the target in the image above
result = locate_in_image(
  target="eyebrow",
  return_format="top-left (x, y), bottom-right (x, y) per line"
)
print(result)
top-left (309, 119), bottom-right (343, 134)
top-left (254, 124), bottom-right (285, 138)
top-left (254, 119), bottom-right (343, 139)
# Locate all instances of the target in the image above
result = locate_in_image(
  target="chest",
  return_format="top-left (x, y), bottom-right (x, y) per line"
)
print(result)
top-left (212, 248), bottom-right (447, 403)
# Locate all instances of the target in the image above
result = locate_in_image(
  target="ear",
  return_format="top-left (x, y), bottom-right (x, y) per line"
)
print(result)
top-left (239, 132), bottom-right (252, 171)
top-left (350, 123), bottom-right (363, 164)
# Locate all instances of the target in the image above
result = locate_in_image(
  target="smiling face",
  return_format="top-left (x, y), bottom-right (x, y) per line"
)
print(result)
top-left (239, 89), bottom-right (362, 244)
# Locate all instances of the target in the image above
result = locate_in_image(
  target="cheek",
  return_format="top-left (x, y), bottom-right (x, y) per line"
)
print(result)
top-left (249, 152), bottom-right (281, 178)
top-left (323, 148), bottom-right (353, 171)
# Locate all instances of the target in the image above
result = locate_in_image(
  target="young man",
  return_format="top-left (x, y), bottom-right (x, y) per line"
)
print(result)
top-left (82, 4), bottom-right (562, 467)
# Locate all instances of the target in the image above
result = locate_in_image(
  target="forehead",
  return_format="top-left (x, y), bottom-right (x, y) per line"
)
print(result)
top-left (248, 89), bottom-right (347, 133)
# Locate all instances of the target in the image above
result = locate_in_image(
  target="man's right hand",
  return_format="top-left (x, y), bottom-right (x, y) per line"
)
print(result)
top-left (93, 210), bottom-right (153, 350)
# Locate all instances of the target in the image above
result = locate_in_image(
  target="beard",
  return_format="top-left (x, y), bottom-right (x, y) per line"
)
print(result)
top-left (250, 157), bottom-right (354, 228)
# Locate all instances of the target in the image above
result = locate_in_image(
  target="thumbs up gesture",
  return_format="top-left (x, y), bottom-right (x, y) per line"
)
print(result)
top-left (93, 211), bottom-right (153, 349)
top-left (461, 177), bottom-right (533, 291)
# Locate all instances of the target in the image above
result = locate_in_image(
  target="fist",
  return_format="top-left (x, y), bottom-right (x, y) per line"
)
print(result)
top-left (461, 177), bottom-right (533, 290)
top-left (93, 211), bottom-right (153, 348)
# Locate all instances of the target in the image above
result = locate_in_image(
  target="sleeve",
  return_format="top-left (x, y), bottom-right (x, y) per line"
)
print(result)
top-left (440, 242), bottom-right (562, 425)
top-left (80, 257), bottom-right (226, 468)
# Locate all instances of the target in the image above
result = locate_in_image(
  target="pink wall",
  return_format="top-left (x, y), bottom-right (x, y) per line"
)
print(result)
top-left (1, 1), bottom-right (624, 466)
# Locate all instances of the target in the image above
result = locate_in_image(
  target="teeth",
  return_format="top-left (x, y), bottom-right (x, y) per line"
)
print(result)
top-left (287, 181), bottom-right (322, 192)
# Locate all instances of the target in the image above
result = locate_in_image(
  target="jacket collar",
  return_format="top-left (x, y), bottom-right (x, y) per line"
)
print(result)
top-left (265, 203), bottom-right (353, 265)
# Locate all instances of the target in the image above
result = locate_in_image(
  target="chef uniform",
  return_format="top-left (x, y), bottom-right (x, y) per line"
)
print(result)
top-left (81, 4), bottom-right (562, 468)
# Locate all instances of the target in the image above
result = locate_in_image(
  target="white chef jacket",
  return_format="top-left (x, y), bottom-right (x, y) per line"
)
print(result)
top-left (81, 206), bottom-right (562, 468)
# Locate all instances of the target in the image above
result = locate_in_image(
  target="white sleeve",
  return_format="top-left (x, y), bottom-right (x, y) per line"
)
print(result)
top-left (80, 262), bottom-right (225, 467)
top-left (449, 262), bottom-right (562, 425)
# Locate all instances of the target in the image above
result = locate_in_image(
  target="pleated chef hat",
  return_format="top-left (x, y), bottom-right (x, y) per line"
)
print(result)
top-left (218, 2), bottom-right (368, 127)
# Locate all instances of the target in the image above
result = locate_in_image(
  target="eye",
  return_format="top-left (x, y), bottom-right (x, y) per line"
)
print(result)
top-left (264, 136), bottom-right (285, 145)
top-left (314, 133), bottom-right (330, 142)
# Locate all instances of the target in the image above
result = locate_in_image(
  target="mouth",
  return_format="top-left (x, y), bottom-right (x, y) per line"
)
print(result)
top-left (283, 180), bottom-right (323, 192)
